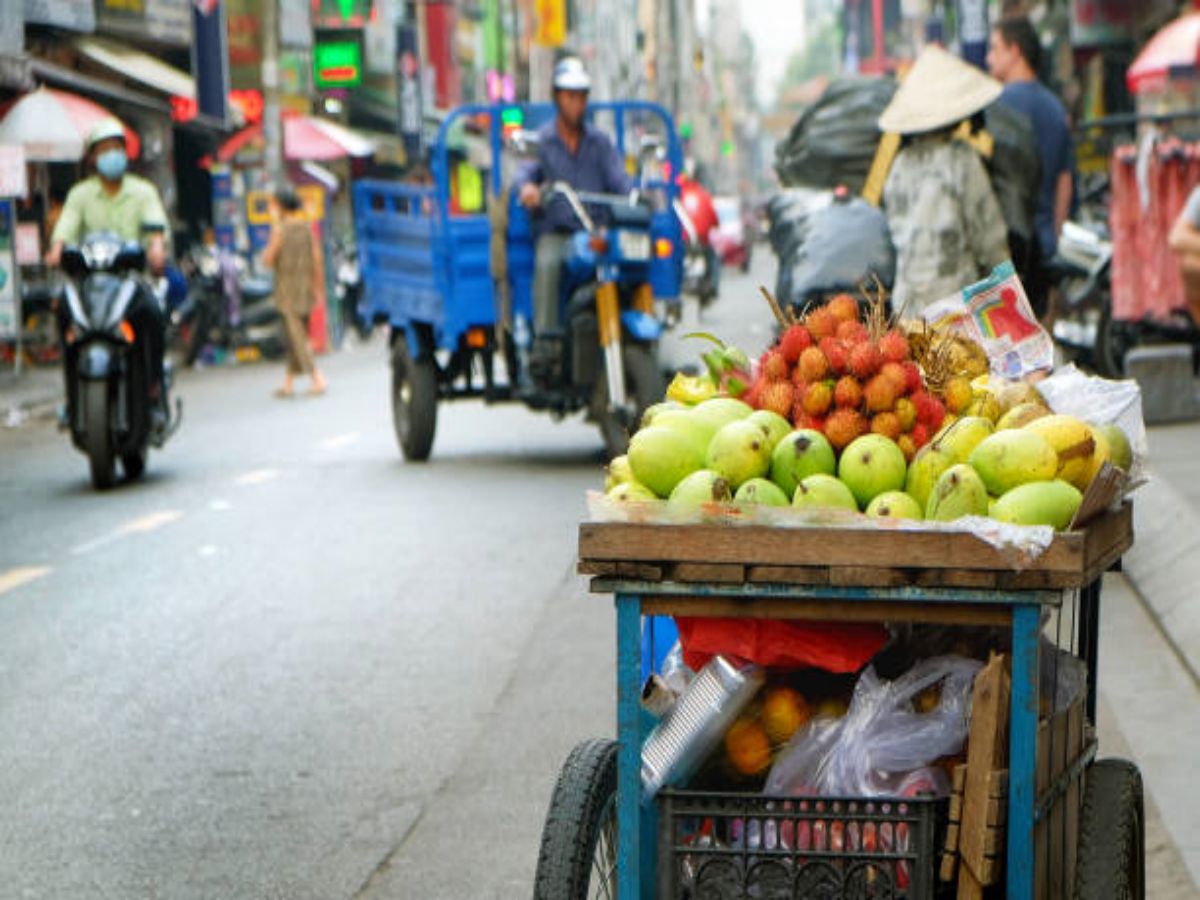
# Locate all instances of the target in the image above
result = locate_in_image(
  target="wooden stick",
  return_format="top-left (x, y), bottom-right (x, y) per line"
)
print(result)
top-left (758, 285), bottom-right (790, 329)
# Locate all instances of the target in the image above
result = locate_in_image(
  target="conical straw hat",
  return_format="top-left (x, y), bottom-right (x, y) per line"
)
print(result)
top-left (878, 45), bottom-right (1003, 135)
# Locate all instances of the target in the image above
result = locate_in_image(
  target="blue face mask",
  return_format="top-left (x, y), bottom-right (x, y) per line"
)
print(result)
top-left (96, 148), bottom-right (128, 181)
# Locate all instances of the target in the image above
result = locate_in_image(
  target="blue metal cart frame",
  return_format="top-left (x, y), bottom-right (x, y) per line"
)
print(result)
top-left (592, 576), bottom-right (1102, 899)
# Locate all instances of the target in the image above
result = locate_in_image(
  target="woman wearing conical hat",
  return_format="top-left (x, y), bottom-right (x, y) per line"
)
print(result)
top-left (880, 45), bottom-right (1011, 315)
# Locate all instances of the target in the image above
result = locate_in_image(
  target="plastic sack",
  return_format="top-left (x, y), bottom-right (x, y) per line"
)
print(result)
top-left (774, 77), bottom-right (897, 193)
top-left (1034, 362), bottom-right (1148, 485)
top-left (782, 196), bottom-right (895, 308)
top-left (676, 616), bottom-right (889, 675)
top-left (922, 261), bottom-right (1055, 379)
top-left (765, 655), bottom-right (982, 797)
top-left (1040, 639), bottom-right (1088, 713)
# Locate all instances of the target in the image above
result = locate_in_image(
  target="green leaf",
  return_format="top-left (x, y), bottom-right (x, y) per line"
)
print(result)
top-left (683, 331), bottom-right (727, 350)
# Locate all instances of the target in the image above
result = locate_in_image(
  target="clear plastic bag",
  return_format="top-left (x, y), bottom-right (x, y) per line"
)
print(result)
top-left (765, 656), bottom-right (982, 797)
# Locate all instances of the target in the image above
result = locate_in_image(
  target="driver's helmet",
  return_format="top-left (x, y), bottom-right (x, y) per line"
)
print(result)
top-left (86, 117), bottom-right (127, 152)
top-left (552, 57), bottom-right (591, 92)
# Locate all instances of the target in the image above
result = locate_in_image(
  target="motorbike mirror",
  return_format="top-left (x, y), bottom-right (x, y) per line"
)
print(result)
top-left (638, 135), bottom-right (664, 161)
top-left (60, 246), bottom-right (87, 279)
top-left (115, 242), bottom-right (147, 272)
top-left (508, 129), bottom-right (542, 157)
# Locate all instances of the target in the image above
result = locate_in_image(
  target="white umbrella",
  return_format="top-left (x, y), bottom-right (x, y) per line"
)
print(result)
top-left (0, 87), bottom-right (140, 162)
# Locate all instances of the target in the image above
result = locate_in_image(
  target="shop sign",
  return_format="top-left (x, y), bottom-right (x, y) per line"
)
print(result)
top-left (365, 0), bottom-right (396, 75)
top-left (1071, 0), bottom-right (1134, 47)
top-left (97, 0), bottom-right (192, 46)
top-left (0, 203), bottom-right (15, 341)
top-left (0, 146), bottom-right (27, 200)
top-left (533, 0), bottom-right (565, 48)
top-left (171, 89), bottom-right (263, 125)
top-left (314, 36), bottom-right (363, 90)
top-left (312, 0), bottom-right (372, 28)
top-left (23, 0), bottom-right (94, 32)
top-left (280, 0), bottom-right (312, 49)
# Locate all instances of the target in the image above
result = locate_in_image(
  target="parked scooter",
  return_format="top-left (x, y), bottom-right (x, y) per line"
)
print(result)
top-left (333, 238), bottom-right (371, 341)
top-left (183, 243), bottom-right (283, 363)
top-left (1047, 219), bottom-right (1116, 374)
top-left (58, 232), bottom-right (180, 488)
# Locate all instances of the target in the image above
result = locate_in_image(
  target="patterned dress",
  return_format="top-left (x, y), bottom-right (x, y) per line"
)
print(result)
top-left (883, 136), bottom-right (1010, 316)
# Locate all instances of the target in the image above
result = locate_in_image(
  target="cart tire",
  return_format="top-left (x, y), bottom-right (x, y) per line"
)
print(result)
top-left (1074, 758), bottom-right (1145, 900)
top-left (534, 738), bottom-right (618, 900)
top-left (391, 335), bottom-right (437, 461)
top-left (596, 344), bottom-right (664, 458)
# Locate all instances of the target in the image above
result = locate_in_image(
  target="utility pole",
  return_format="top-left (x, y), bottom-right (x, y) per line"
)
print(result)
top-left (261, 0), bottom-right (283, 182)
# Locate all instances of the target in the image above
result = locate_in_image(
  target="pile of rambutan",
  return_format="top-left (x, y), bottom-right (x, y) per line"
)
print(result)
top-left (746, 292), bottom-right (947, 461)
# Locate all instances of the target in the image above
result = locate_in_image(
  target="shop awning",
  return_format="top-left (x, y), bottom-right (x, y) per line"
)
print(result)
top-left (1128, 11), bottom-right (1200, 94)
top-left (300, 161), bottom-right (338, 191)
top-left (209, 115), bottom-right (376, 165)
top-left (73, 36), bottom-right (195, 99)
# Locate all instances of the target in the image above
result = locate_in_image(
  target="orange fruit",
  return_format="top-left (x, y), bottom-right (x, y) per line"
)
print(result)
top-left (762, 687), bottom-right (812, 744)
top-left (725, 718), bottom-right (773, 776)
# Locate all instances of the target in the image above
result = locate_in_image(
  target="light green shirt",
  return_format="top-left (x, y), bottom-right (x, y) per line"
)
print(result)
top-left (51, 174), bottom-right (168, 247)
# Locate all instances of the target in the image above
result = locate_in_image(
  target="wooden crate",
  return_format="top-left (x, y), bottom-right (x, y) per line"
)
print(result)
top-left (578, 503), bottom-right (1132, 592)
top-left (940, 694), bottom-right (1089, 898)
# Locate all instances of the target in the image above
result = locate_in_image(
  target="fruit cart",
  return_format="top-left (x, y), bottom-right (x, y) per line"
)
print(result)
top-left (535, 503), bottom-right (1141, 899)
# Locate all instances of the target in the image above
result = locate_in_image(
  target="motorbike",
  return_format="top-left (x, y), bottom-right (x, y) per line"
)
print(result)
top-left (58, 233), bottom-right (180, 489)
top-left (333, 238), bottom-right (372, 342)
top-left (182, 244), bottom-right (283, 363)
top-left (674, 177), bottom-right (719, 307)
top-left (1047, 219), bottom-right (1118, 374)
top-left (517, 180), bottom-right (668, 454)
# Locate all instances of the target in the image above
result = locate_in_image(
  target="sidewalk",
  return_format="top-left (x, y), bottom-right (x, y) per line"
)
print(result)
top-left (0, 365), bottom-right (60, 426)
top-left (1123, 413), bottom-right (1200, 682)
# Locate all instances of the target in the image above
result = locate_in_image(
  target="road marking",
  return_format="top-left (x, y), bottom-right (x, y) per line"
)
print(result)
top-left (235, 468), bottom-right (279, 486)
top-left (318, 431), bottom-right (360, 450)
top-left (210, 499), bottom-right (232, 511)
top-left (71, 509), bottom-right (184, 555)
top-left (198, 545), bottom-right (219, 557)
top-left (0, 566), bottom-right (51, 597)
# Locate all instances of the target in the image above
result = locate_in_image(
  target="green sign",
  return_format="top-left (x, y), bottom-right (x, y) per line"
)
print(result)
top-left (314, 39), bottom-right (363, 89)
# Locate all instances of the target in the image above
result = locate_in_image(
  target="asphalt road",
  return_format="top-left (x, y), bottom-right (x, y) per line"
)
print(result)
top-left (1, 253), bottom-right (1196, 898)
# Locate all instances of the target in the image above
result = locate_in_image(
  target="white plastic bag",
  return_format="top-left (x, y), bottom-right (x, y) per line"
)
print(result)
top-left (765, 656), bottom-right (982, 797)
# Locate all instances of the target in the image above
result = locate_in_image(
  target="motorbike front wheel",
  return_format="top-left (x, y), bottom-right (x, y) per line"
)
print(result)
top-left (83, 380), bottom-right (116, 489)
top-left (595, 343), bottom-right (663, 458)
top-left (1094, 306), bottom-right (1136, 378)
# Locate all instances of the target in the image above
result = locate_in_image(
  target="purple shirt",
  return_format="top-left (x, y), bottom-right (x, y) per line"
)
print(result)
top-left (515, 121), bottom-right (633, 233)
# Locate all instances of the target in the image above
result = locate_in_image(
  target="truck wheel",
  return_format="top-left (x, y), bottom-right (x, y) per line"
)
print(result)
top-left (596, 344), bottom-right (664, 458)
top-left (391, 335), bottom-right (437, 461)
top-left (83, 380), bottom-right (116, 490)
top-left (534, 739), bottom-right (618, 900)
top-left (1075, 759), bottom-right (1145, 900)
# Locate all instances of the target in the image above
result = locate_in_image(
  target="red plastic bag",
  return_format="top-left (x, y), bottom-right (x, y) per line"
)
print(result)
top-left (675, 617), bottom-right (888, 674)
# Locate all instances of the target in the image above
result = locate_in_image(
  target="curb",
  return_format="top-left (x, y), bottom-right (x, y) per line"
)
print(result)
top-left (1121, 473), bottom-right (1200, 683)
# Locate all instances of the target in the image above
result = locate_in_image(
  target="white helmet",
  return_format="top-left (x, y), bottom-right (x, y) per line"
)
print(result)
top-left (86, 117), bottom-right (127, 150)
top-left (552, 57), bottom-right (591, 92)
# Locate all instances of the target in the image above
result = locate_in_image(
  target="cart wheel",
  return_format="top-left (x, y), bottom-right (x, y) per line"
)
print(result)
top-left (1074, 759), bottom-right (1145, 900)
top-left (391, 334), bottom-right (437, 461)
top-left (534, 738), bottom-right (618, 900)
top-left (596, 344), bottom-right (664, 458)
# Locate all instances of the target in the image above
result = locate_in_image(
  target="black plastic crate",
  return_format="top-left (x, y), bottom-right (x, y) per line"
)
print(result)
top-left (657, 789), bottom-right (949, 899)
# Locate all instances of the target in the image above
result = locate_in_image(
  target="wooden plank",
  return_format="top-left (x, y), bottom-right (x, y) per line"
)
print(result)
top-left (826, 566), bottom-right (912, 587)
top-left (959, 654), bottom-right (1011, 896)
top-left (579, 560), bottom-right (664, 581)
top-left (669, 562), bottom-right (745, 584)
top-left (1065, 701), bottom-right (1084, 900)
top-left (638, 596), bottom-right (1012, 627)
top-left (578, 522), bottom-right (1089, 574)
top-left (940, 851), bottom-right (958, 883)
top-left (746, 564), bottom-right (831, 585)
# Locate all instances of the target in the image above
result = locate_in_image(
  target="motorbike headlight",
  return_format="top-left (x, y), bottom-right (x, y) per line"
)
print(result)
top-left (616, 230), bottom-right (651, 261)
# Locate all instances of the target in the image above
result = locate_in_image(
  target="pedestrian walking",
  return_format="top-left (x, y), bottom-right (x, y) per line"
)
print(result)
top-left (263, 187), bottom-right (327, 397)
top-left (879, 45), bottom-right (1011, 316)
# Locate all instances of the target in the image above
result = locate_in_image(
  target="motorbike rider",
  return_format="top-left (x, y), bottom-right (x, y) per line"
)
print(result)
top-left (46, 117), bottom-right (171, 426)
top-left (515, 56), bottom-right (632, 375)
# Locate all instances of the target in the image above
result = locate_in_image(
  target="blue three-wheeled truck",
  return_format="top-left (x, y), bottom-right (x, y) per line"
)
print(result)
top-left (353, 101), bottom-right (686, 460)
